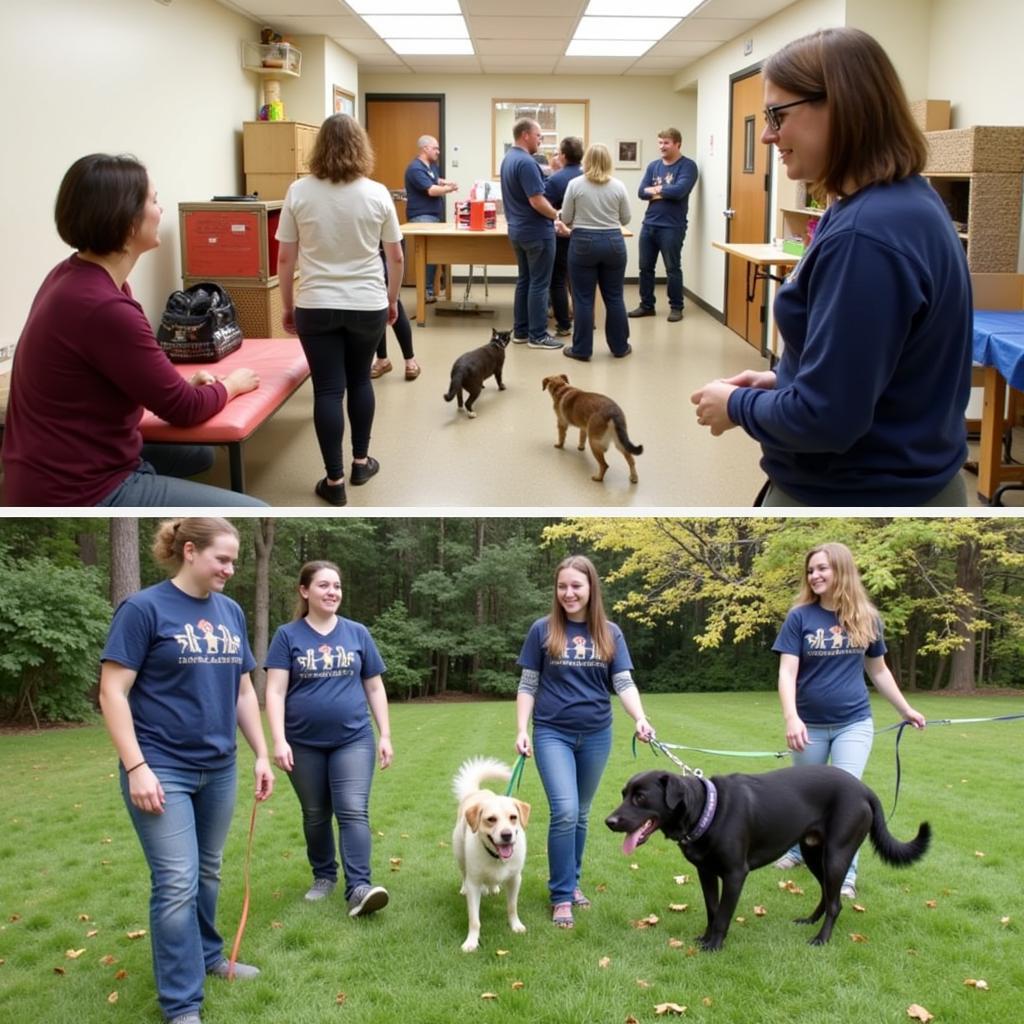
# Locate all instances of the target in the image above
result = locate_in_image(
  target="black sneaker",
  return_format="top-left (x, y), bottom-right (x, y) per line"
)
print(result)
top-left (627, 306), bottom-right (655, 318)
top-left (349, 456), bottom-right (380, 486)
top-left (527, 334), bottom-right (564, 350)
top-left (562, 346), bottom-right (590, 361)
top-left (555, 324), bottom-right (573, 337)
top-left (512, 334), bottom-right (529, 344)
top-left (347, 884), bottom-right (389, 917)
top-left (315, 477), bottom-right (347, 506)
top-left (667, 308), bottom-right (684, 322)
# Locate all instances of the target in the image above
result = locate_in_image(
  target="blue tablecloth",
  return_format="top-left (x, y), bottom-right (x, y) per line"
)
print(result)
top-left (973, 310), bottom-right (1024, 391)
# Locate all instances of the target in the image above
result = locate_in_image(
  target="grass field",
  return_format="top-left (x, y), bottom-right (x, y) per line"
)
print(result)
top-left (1, 692), bottom-right (1022, 1024)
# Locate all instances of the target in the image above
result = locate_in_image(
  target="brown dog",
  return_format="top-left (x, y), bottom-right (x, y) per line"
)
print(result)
top-left (542, 374), bottom-right (643, 483)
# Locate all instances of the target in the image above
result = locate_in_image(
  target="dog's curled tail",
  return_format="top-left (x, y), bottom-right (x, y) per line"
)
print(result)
top-left (868, 792), bottom-right (931, 866)
top-left (452, 756), bottom-right (512, 801)
top-left (613, 411), bottom-right (643, 456)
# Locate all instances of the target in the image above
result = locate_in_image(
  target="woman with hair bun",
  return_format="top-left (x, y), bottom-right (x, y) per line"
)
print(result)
top-left (99, 518), bottom-right (273, 1024)
top-left (771, 541), bottom-right (925, 898)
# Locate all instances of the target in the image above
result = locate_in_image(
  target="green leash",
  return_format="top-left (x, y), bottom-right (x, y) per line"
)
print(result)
top-left (505, 754), bottom-right (527, 796)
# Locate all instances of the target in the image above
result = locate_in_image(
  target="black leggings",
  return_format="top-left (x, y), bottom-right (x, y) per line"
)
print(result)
top-left (295, 306), bottom-right (387, 480)
top-left (376, 298), bottom-right (414, 360)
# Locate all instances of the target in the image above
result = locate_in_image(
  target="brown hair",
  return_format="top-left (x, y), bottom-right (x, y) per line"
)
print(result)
top-left (658, 127), bottom-right (682, 145)
top-left (151, 518), bottom-right (239, 572)
top-left (764, 27), bottom-right (927, 198)
top-left (513, 117), bottom-right (538, 141)
top-left (545, 555), bottom-right (615, 662)
top-left (583, 144), bottom-right (613, 185)
top-left (560, 136), bottom-right (584, 164)
top-left (309, 114), bottom-right (374, 183)
top-left (54, 153), bottom-right (149, 255)
top-left (293, 560), bottom-right (342, 619)
top-left (792, 542), bottom-right (880, 649)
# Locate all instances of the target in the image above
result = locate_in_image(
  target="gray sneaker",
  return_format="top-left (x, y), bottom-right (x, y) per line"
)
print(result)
top-left (347, 884), bottom-right (390, 917)
top-left (167, 1015), bottom-right (201, 1024)
top-left (527, 334), bottom-right (564, 350)
top-left (207, 957), bottom-right (260, 979)
top-left (304, 877), bottom-right (337, 902)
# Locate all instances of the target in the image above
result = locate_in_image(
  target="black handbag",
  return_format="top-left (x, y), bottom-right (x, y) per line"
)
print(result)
top-left (156, 282), bottom-right (243, 362)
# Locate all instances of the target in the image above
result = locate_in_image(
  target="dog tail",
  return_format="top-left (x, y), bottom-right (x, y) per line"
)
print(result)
top-left (612, 410), bottom-right (643, 456)
top-left (452, 756), bottom-right (512, 801)
top-left (867, 791), bottom-right (931, 866)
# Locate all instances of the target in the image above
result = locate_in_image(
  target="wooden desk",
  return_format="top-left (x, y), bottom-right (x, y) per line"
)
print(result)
top-left (712, 241), bottom-right (800, 358)
top-left (139, 338), bottom-right (308, 493)
top-left (400, 220), bottom-right (517, 325)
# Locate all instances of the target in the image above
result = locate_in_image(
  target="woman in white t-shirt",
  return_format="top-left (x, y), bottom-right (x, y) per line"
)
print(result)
top-left (277, 114), bottom-right (404, 506)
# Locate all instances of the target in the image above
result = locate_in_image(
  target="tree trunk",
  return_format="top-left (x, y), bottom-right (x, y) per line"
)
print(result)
top-left (77, 531), bottom-right (98, 567)
top-left (470, 518), bottom-right (485, 695)
top-left (947, 539), bottom-right (980, 693)
top-left (251, 518), bottom-right (275, 703)
top-left (109, 518), bottom-right (140, 607)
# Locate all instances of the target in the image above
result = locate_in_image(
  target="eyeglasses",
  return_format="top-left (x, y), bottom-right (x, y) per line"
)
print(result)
top-left (763, 94), bottom-right (826, 132)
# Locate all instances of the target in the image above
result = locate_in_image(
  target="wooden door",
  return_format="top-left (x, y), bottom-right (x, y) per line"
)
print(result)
top-left (725, 70), bottom-right (770, 350)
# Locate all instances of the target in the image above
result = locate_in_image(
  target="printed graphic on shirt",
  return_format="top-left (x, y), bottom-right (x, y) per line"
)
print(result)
top-left (297, 644), bottom-right (357, 674)
top-left (803, 624), bottom-right (863, 656)
top-left (174, 618), bottom-right (244, 663)
top-left (551, 634), bottom-right (604, 667)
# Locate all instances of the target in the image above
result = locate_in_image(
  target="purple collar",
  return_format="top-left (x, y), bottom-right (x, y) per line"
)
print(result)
top-left (684, 776), bottom-right (718, 842)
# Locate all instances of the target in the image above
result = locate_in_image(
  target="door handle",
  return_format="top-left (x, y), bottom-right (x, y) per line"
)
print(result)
top-left (723, 208), bottom-right (736, 219)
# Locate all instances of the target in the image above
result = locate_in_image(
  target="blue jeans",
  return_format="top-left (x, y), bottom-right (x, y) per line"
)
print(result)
top-left (98, 444), bottom-right (267, 507)
top-left (787, 717), bottom-right (874, 883)
top-left (533, 723), bottom-right (612, 904)
top-left (409, 213), bottom-right (441, 295)
top-left (638, 223), bottom-right (685, 312)
top-left (287, 733), bottom-right (376, 900)
top-left (568, 229), bottom-right (630, 357)
top-left (120, 763), bottom-right (238, 1020)
top-left (511, 236), bottom-right (556, 341)
top-left (295, 306), bottom-right (387, 481)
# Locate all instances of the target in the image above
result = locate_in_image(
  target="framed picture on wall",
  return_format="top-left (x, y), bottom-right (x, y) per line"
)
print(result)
top-left (615, 139), bottom-right (641, 169)
top-left (333, 86), bottom-right (355, 117)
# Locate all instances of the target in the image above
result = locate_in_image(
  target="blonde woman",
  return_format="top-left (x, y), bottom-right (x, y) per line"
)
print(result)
top-left (514, 555), bottom-right (654, 928)
top-left (772, 542), bottom-right (925, 897)
top-left (558, 144), bottom-right (632, 360)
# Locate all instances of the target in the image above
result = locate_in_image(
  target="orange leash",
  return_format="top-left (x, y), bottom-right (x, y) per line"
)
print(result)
top-left (227, 796), bottom-right (259, 980)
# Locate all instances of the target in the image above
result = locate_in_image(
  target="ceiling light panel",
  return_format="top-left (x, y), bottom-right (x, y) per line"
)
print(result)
top-left (574, 16), bottom-right (680, 39)
top-left (584, 0), bottom-right (703, 14)
top-left (348, 1), bottom-right (462, 12)
top-left (363, 14), bottom-right (470, 37)
top-left (387, 38), bottom-right (475, 54)
top-left (565, 39), bottom-right (651, 56)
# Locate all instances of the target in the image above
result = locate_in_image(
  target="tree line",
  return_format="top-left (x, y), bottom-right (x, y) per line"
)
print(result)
top-left (1, 517), bottom-right (1021, 725)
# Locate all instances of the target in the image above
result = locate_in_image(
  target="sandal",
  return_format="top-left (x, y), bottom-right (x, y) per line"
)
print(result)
top-left (370, 359), bottom-right (393, 379)
top-left (572, 887), bottom-right (592, 909)
top-left (552, 902), bottom-right (574, 928)
top-left (404, 362), bottom-right (421, 380)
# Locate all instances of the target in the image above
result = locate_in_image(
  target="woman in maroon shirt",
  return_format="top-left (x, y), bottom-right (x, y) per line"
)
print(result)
top-left (2, 153), bottom-right (266, 506)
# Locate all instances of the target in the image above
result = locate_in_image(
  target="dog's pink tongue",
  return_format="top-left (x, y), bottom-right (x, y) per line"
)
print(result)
top-left (497, 844), bottom-right (514, 860)
top-left (622, 822), bottom-right (650, 857)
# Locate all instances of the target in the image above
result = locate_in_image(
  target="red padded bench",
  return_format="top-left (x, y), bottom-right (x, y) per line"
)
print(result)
top-left (140, 338), bottom-right (308, 493)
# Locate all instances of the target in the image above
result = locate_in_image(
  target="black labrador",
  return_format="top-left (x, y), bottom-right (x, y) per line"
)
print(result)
top-left (606, 765), bottom-right (930, 951)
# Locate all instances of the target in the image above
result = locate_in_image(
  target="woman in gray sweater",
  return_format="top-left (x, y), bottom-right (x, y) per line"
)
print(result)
top-left (558, 144), bottom-right (632, 360)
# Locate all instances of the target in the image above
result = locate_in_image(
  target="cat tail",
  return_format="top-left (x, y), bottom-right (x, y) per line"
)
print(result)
top-left (443, 370), bottom-right (462, 402)
top-left (613, 412), bottom-right (643, 455)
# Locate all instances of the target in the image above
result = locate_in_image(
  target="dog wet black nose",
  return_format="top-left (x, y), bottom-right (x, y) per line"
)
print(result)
top-left (500, 830), bottom-right (514, 842)
top-left (605, 813), bottom-right (622, 830)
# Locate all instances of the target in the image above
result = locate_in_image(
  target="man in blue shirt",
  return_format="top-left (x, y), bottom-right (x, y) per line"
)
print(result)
top-left (404, 134), bottom-right (458, 302)
top-left (499, 118), bottom-right (562, 349)
top-left (629, 127), bottom-right (699, 322)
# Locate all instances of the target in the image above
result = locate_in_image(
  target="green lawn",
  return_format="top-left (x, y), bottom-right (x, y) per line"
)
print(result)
top-left (1, 693), bottom-right (1022, 1023)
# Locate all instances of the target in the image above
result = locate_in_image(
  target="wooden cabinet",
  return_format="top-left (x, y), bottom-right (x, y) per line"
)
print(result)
top-left (242, 121), bottom-right (319, 200)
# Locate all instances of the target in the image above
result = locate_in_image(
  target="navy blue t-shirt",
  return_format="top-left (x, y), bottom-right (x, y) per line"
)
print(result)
top-left (638, 156), bottom-right (699, 230)
top-left (500, 146), bottom-right (553, 243)
top-left (265, 616), bottom-right (385, 748)
top-left (544, 162), bottom-right (582, 210)
top-left (772, 603), bottom-right (886, 725)
top-left (518, 616), bottom-right (632, 733)
top-left (101, 579), bottom-right (255, 771)
top-left (404, 158), bottom-right (444, 220)
top-left (727, 175), bottom-right (972, 505)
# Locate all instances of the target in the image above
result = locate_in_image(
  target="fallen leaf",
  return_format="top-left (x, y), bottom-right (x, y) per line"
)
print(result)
top-left (271, 921), bottom-right (283, 929)
top-left (0, 959), bottom-right (5, 966)
top-left (107, 992), bottom-right (119, 1004)
top-left (685, 946), bottom-right (698, 957)
top-left (400, 833), bottom-right (410, 839)
top-left (114, 969), bottom-right (127, 980)
top-left (702, 997), bottom-right (713, 1007)
top-left (636, 979), bottom-right (651, 989)
top-left (495, 949), bottom-right (510, 957)
top-left (100, 860), bottom-right (112, 866)
top-left (925, 900), bottom-right (937, 909)
top-left (437, 841), bottom-right (448, 848)
top-left (964, 978), bottom-right (989, 990)
top-left (754, 905), bottom-right (767, 917)
top-left (778, 879), bottom-right (804, 895)
top-left (629, 863), bottom-right (640, 871)
top-left (626, 1017), bottom-right (640, 1024)
top-left (481, 992), bottom-right (498, 1001)
top-left (389, 858), bottom-right (402, 870)
top-left (65, 949), bottom-right (86, 959)
top-left (126, 930), bottom-right (147, 940)
top-left (78, 914), bottom-right (91, 922)
top-left (598, 956), bottom-right (612, 968)
top-left (734, 916), bottom-right (746, 925)
top-left (1000, 916), bottom-right (1010, 926)
top-left (849, 933), bottom-right (868, 943)
top-left (511, 981), bottom-right (524, 990)
top-left (596, 883), bottom-right (608, 893)
top-left (654, 1002), bottom-right (687, 1015)
top-left (667, 938), bottom-right (684, 949)
top-left (853, 903), bottom-right (866, 913)
top-left (907, 1004), bottom-right (934, 1022)
top-left (100, 837), bottom-right (112, 844)
top-left (975, 851), bottom-right (985, 858)
top-left (668, 903), bottom-right (689, 912)
top-left (9, 914), bottom-right (22, 923)
top-left (336, 992), bottom-right (347, 1005)
top-left (86, 929), bottom-right (99, 938)
top-left (673, 874), bottom-right (690, 885)
top-left (99, 955), bottom-right (118, 966)
top-left (53, 967), bottom-right (66, 975)
top-left (632, 914), bottom-right (660, 929)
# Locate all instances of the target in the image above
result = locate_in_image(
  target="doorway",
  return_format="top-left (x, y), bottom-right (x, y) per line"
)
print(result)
top-left (724, 68), bottom-right (771, 351)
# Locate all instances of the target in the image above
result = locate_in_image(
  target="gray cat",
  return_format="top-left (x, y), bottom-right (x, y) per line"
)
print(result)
top-left (443, 329), bottom-right (511, 418)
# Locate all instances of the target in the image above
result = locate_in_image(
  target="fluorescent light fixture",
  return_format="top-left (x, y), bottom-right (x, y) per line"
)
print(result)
top-left (349, 1), bottom-right (461, 12)
top-left (364, 14), bottom-right (469, 38)
top-left (387, 38), bottom-right (475, 55)
top-left (575, 16), bottom-right (679, 40)
top-left (585, 0), bottom-right (703, 14)
top-left (565, 39), bottom-right (651, 57)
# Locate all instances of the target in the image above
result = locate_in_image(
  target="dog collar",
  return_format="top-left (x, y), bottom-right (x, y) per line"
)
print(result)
top-left (684, 777), bottom-right (718, 842)
top-left (482, 840), bottom-right (501, 861)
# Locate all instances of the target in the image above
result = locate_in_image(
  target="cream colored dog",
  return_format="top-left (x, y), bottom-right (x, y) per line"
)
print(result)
top-left (452, 756), bottom-right (531, 952)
